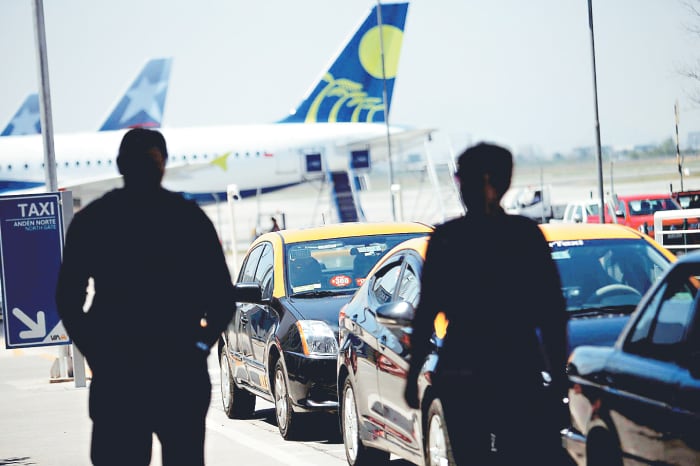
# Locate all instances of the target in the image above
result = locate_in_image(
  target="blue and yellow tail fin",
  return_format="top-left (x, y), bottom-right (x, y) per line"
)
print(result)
top-left (99, 57), bottom-right (173, 131)
top-left (1, 93), bottom-right (40, 136)
top-left (279, 2), bottom-right (408, 124)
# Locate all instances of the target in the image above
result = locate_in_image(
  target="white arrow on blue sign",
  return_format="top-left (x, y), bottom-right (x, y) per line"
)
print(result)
top-left (0, 192), bottom-right (71, 348)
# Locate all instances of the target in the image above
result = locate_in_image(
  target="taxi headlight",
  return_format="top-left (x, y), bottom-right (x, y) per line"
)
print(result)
top-left (296, 320), bottom-right (338, 356)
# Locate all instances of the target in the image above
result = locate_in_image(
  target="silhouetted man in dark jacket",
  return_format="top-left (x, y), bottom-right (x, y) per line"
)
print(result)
top-left (404, 142), bottom-right (569, 465)
top-left (56, 128), bottom-right (235, 466)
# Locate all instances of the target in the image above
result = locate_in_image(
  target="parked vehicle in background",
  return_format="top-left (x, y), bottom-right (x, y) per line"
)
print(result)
top-left (563, 251), bottom-right (700, 466)
top-left (672, 189), bottom-right (700, 209)
top-left (218, 221), bottom-right (433, 440)
top-left (540, 223), bottom-right (676, 353)
top-left (560, 198), bottom-right (616, 224)
top-left (504, 185), bottom-right (566, 223)
top-left (608, 193), bottom-right (684, 237)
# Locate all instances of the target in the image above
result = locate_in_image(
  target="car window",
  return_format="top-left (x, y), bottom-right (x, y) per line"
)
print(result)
top-left (372, 263), bottom-right (402, 305)
top-left (239, 243), bottom-right (265, 283)
top-left (255, 244), bottom-right (273, 298)
top-left (396, 261), bottom-right (420, 306)
top-left (550, 238), bottom-right (672, 311)
top-left (624, 266), bottom-right (699, 361)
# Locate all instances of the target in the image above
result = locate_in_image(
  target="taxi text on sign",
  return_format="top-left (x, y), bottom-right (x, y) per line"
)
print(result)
top-left (0, 192), bottom-right (70, 348)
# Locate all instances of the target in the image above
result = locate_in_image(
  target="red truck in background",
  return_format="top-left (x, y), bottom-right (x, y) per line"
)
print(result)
top-left (608, 193), bottom-right (700, 244)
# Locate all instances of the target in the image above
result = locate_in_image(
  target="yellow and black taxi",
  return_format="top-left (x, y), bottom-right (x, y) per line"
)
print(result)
top-left (218, 221), bottom-right (433, 440)
top-left (563, 250), bottom-right (700, 465)
top-left (540, 223), bottom-right (677, 354)
top-left (337, 223), bottom-right (677, 466)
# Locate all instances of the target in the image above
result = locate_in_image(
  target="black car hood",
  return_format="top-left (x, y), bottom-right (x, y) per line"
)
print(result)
top-left (567, 313), bottom-right (629, 355)
top-left (281, 294), bottom-right (353, 331)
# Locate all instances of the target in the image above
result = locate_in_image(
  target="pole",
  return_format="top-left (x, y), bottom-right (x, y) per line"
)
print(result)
top-left (375, 0), bottom-right (397, 221)
top-left (32, 0), bottom-right (58, 192)
top-left (587, 0), bottom-right (605, 224)
top-left (675, 100), bottom-right (683, 191)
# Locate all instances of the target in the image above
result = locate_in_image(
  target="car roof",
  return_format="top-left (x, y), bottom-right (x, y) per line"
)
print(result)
top-left (614, 193), bottom-right (674, 200)
top-left (540, 222), bottom-right (650, 240)
top-left (251, 221), bottom-right (434, 247)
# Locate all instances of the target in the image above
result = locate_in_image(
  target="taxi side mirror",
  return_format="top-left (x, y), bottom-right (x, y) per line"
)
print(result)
top-left (376, 301), bottom-right (415, 329)
top-left (233, 282), bottom-right (263, 304)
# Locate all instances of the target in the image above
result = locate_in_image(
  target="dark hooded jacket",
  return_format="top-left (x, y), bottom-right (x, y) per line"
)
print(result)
top-left (55, 187), bottom-right (234, 374)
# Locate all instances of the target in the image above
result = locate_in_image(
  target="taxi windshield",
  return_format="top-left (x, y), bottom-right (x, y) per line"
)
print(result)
top-left (550, 238), bottom-right (672, 311)
top-left (286, 233), bottom-right (425, 296)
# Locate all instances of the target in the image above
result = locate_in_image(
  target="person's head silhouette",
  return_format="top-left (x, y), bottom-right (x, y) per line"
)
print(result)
top-left (116, 128), bottom-right (168, 191)
top-left (455, 142), bottom-right (513, 215)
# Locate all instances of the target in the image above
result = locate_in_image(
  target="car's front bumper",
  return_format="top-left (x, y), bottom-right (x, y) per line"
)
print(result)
top-left (283, 351), bottom-right (338, 412)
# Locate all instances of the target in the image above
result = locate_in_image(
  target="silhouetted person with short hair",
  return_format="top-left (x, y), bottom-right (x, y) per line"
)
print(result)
top-left (270, 216), bottom-right (281, 232)
top-left (56, 128), bottom-right (235, 466)
top-left (404, 142), bottom-right (569, 465)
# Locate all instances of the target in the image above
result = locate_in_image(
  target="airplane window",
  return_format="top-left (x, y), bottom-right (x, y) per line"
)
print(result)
top-left (7, 165), bottom-right (12, 170)
top-left (193, 155), bottom-right (197, 160)
top-left (245, 152), bottom-right (250, 157)
top-left (24, 164), bottom-right (29, 170)
top-left (75, 161), bottom-right (80, 167)
top-left (256, 151), bottom-right (260, 157)
top-left (86, 161), bottom-right (91, 166)
top-left (97, 160), bottom-right (102, 165)
top-left (64, 162), bottom-right (69, 167)
top-left (235, 153), bottom-right (239, 158)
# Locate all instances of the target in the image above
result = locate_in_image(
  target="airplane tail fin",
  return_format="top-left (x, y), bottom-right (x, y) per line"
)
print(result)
top-left (279, 2), bottom-right (408, 124)
top-left (1, 94), bottom-right (41, 136)
top-left (98, 57), bottom-right (173, 131)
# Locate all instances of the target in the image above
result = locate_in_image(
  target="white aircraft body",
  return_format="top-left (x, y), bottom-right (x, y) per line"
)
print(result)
top-left (0, 3), bottom-right (427, 207)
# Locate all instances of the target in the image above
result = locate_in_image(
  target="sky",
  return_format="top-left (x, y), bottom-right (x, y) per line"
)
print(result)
top-left (1, 0), bottom-right (699, 158)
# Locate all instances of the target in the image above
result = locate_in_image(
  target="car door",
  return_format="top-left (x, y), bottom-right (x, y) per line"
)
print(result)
top-left (349, 255), bottom-right (405, 449)
top-left (231, 244), bottom-right (266, 384)
top-left (609, 269), bottom-right (695, 463)
top-left (375, 252), bottom-right (424, 461)
top-left (224, 247), bottom-right (262, 381)
top-left (666, 285), bottom-right (700, 464)
top-left (246, 242), bottom-right (275, 392)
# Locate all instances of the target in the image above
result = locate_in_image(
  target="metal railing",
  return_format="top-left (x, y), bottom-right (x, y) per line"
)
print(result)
top-left (653, 208), bottom-right (700, 255)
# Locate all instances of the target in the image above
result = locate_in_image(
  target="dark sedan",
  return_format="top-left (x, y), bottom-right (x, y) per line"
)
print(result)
top-left (563, 251), bottom-right (700, 465)
top-left (218, 222), bottom-right (433, 440)
top-left (337, 236), bottom-right (449, 466)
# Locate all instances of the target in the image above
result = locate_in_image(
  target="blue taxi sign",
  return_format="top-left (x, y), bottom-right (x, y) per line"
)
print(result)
top-left (0, 192), bottom-right (70, 348)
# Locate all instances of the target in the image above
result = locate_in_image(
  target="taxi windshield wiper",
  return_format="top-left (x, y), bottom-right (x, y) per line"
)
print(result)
top-left (568, 304), bottom-right (637, 317)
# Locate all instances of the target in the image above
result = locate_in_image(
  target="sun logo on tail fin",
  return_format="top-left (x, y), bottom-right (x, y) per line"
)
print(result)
top-left (359, 24), bottom-right (403, 79)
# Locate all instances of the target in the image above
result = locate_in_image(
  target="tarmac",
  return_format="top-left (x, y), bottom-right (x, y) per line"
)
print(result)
top-left (0, 331), bottom-right (349, 466)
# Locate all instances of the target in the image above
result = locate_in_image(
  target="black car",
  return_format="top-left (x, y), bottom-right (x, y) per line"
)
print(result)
top-left (218, 222), bottom-right (433, 440)
top-left (337, 236), bottom-right (451, 466)
top-left (563, 251), bottom-right (700, 465)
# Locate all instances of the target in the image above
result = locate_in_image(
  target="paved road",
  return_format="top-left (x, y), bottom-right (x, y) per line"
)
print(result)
top-left (0, 333), bottom-right (390, 466)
